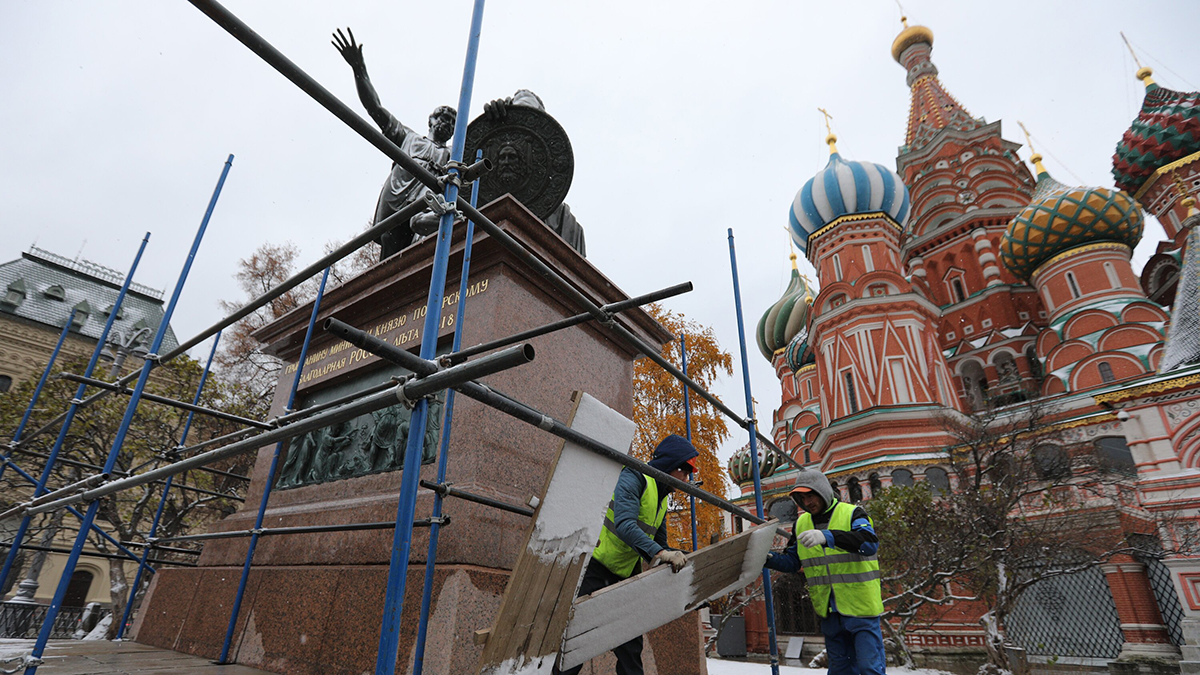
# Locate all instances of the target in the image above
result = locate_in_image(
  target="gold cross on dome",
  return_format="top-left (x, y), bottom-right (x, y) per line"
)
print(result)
top-left (818, 108), bottom-right (834, 136)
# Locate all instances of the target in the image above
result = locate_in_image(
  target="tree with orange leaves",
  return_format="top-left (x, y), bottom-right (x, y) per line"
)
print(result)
top-left (632, 304), bottom-right (733, 552)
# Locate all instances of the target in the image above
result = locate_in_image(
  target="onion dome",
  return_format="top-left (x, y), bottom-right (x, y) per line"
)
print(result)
top-left (727, 442), bottom-right (783, 485)
top-left (789, 135), bottom-right (911, 255)
top-left (1001, 161), bottom-right (1144, 281)
top-left (1112, 67), bottom-right (1200, 194)
top-left (756, 257), bottom-right (815, 360)
top-left (891, 21), bottom-right (934, 63)
top-left (784, 329), bottom-right (814, 373)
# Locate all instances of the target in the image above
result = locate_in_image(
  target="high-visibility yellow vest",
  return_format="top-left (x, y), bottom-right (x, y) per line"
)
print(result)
top-left (593, 475), bottom-right (666, 579)
top-left (795, 500), bottom-right (883, 618)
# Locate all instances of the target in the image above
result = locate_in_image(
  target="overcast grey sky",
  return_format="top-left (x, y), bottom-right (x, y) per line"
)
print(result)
top-left (3, 1), bottom-right (1198, 481)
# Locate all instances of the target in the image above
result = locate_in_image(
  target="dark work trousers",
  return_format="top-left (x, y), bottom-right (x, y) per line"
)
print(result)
top-left (554, 557), bottom-right (644, 675)
top-left (821, 612), bottom-right (887, 675)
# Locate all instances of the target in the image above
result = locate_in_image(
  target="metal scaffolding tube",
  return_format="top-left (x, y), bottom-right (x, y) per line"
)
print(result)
top-left (22, 344), bottom-right (536, 517)
top-left (0, 542), bottom-right (195, 568)
top-left (0, 457), bottom-right (147, 567)
top-left (447, 281), bottom-right (693, 364)
top-left (4, 450), bottom-right (242, 501)
top-left (272, 378), bottom-right (397, 425)
top-left (118, 331), bottom-right (222, 640)
top-left (155, 518), bottom-right (439, 545)
top-left (681, 335), bottom-right (698, 552)
top-left (218, 267), bottom-right (329, 663)
top-left (418, 480), bottom-right (534, 518)
top-left (57, 373), bottom-right (273, 430)
top-left (117, 541), bottom-right (201, 556)
top-left (728, 228), bottom-right (781, 675)
top-left (413, 154), bottom-right (482, 675)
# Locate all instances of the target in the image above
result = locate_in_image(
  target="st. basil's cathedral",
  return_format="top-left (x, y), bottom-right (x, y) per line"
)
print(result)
top-left (725, 17), bottom-right (1200, 671)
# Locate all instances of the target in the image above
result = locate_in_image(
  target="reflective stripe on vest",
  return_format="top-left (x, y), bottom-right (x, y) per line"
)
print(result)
top-left (795, 500), bottom-right (883, 618)
top-left (592, 475), bottom-right (665, 579)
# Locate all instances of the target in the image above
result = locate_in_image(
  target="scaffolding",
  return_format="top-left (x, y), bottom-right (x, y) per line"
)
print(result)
top-left (0, 1), bottom-right (796, 673)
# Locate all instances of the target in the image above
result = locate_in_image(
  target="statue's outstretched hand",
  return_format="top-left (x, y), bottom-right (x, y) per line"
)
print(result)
top-left (332, 27), bottom-right (366, 72)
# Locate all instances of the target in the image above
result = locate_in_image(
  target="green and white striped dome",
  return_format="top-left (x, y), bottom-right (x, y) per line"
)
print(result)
top-left (756, 260), bottom-right (815, 361)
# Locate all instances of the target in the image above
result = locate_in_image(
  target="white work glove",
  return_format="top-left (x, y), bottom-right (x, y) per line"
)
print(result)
top-left (653, 549), bottom-right (688, 573)
top-left (797, 530), bottom-right (827, 549)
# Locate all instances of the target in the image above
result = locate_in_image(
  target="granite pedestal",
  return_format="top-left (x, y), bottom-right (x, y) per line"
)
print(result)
top-left (134, 197), bottom-right (701, 674)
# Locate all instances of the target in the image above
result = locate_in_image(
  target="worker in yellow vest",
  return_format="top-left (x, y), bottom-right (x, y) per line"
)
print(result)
top-left (766, 470), bottom-right (884, 675)
top-left (554, 434), bottom-right (699, 675)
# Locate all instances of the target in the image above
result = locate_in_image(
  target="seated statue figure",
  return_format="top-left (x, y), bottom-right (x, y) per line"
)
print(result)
top-left (334, 28), bottom-right (454, 260)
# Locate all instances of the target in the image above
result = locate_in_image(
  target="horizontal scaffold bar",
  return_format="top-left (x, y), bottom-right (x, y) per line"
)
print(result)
top-left (419, 480), bottom-right (534, 517)
top-left (20, 344), bottom-right (536, 517)
top-left (154, 518), bottom-right (442, 544)
top-left (447, 281), bottom-right (693, 364)
top-left (0, 542), bottom-right (195, 568)
top-left (58, 374), bottom-right (273, 430)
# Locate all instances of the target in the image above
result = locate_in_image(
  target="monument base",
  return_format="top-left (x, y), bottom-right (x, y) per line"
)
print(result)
top-left (132, 563), bottom-right (705, 675)
top-left (134, 197), bottom-right (698, 674)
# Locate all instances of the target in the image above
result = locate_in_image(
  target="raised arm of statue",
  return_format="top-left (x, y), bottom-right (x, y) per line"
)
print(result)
top-left (332, 27), bottom-right (406, 145)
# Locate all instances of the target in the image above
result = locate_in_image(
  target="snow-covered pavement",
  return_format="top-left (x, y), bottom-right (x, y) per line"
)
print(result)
top-left (706, 658), bottom-right (953, 675)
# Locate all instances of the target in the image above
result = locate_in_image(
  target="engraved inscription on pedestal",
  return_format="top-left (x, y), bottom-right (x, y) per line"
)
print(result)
top-left (276, 362), bottom-right (443, 489)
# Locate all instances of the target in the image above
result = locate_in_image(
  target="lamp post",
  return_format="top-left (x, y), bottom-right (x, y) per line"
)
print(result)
top-left (102, 327), bottom-right (153, 378)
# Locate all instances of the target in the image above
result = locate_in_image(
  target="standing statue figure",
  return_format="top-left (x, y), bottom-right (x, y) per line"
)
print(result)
top-left (334, 28), bottom-right (455, 260)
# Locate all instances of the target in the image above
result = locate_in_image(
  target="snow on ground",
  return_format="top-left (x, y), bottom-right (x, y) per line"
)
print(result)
top-left (706, 657), bottom-right (955, 675)
top-left (0, 639), bottom-right (32, 660)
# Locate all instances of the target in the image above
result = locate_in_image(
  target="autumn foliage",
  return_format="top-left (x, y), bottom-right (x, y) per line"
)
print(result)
top-left (632, 304), bottom-right (734, 552)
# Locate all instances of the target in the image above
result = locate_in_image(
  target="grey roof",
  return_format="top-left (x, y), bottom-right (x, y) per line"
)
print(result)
top-left (0, 247), bottom-right (179, 354)
top-left (1161, 223), bottom-right (1200, 373)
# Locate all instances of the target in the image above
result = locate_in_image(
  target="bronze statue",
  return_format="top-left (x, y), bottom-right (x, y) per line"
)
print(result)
top-left (334, 28), bottom-right (454, 260)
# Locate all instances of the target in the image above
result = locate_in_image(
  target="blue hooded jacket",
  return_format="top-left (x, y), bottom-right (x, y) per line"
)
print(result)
top-left (610, 434), bottom-right (699, 561)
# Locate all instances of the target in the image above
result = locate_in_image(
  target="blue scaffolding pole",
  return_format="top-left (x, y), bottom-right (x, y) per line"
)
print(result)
top-left (218, 267), bottom-right (329, 663)
top-left (728, 228), bottom-right (781, 675)
top-left (0, 234), bottom-right (150, 600)
top-left (681, 335), bottom-right (699, 552)
top-left (23, 155), bottom-right (231, 675)
top-left (374, 2), bottom-right (485, 672)
top-left (0, 311), bottom-right (75, 484)
top-left (412, 151), bottom-right (482, 675)
top-left (115, 331), bottom-right (223, 641)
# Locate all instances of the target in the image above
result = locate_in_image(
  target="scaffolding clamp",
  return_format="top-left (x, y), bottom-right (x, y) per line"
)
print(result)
top-left (70, 398), bottom-right (85, 405)
top-left (395, 374), bottom-right (435, 410)
top-left (423, 191), bottom-right (457, 218)
top-left (429, 515), bottom-right (451, 526)
top-left (251, 528), bottom-right (265, 536)
top-left (144, 352), bottom-right (161, 363)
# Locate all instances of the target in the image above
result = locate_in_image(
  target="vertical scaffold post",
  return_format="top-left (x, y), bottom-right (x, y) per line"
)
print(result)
top-left (24, 155), bottom-right (232, 675)
top-left (116, 331), bottom-right (223, 641)
top-left (412, 150), bottom-right (483, 675)
top-left (218, 267), bottom-right (329, 664)
top-left (681, 335), bottom-right (698, 552)
top-left (0, 234), bottom-right (149, 599)
top-left (374, 3), bottom-right (485, 673)
top-left (727, 228), bottom-right (781, 675)
top-left (0, 310), bottom-right (76, 483)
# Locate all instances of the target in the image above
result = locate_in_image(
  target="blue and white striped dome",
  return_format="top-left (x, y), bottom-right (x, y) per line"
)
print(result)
top-left (788, 152), bottom-right (911, 255)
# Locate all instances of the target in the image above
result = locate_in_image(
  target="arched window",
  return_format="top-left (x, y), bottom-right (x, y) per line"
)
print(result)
top-left (960, 361), bottom-right (989, 411)
top-left (1066, 271), bottom-right (1082, 299)
top-left (891, 469), bottom-right (914, 487)
top-left (1033, 444), bottom-right (1071, 480)
top-left (1025, 345), bottom-right (1043, 382)
top-left (0, 375), bottom-right (11, 393)
top-left (768, 497), bottom-right (798, 523)
top-left (925, 467), bottom-right (950, 495)
top-left (868, 473), bottom-right (882, 497)
top-left (1094, 436), bottom-right (1135, 475)
top-left (847, 477), bottom-right (863, 503)
top-left (1098, 362), bottom-right (1115, 383)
